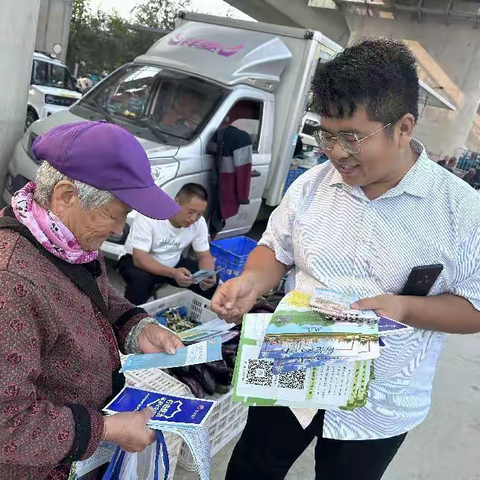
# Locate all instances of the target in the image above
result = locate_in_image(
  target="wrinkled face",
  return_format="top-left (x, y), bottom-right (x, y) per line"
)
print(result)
top-left (49, 181), bottom-right (131, 251)
top-left (171, 196), bottom-right (207, 228)
top-left (320, 106), bottom-right (409, 188)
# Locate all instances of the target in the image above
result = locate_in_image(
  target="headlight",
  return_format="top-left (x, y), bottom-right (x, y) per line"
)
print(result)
top-left (27, 132), bottom-right (39, 163)
top-left (150, 164), bottom-right (178, 186)
top-left (45, 94), bottom-right (77, 107)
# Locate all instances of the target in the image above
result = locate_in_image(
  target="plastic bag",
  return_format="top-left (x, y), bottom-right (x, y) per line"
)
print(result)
top-left (102, 431), bottom-right (169, 480)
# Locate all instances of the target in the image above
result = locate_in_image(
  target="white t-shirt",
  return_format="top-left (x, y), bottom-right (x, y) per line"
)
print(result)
top-left (125, 214), bottom-right (210, 268)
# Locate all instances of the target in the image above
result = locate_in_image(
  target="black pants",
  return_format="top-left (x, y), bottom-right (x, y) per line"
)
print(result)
top-left (226, 407), bottom-right (407, 480)
top-left (119, 255), bottom-right (218, 305)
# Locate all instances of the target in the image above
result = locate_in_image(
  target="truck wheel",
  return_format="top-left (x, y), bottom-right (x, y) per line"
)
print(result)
top-left (25, 109), bottom-right (38, 131)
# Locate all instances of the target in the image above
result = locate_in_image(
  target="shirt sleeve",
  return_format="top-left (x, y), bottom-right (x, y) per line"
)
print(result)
top-left (128, 214), bottom-right (154, 253)
top-left (192, 218), bottom-right (210, 253)
top-left (450, 224), bottom-right (480, 311)
top-left (258, 177), bottom-right (306, 267)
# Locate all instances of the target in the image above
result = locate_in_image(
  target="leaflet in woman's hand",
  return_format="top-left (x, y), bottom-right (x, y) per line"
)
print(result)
top-left (104, 386), bottom-right (215, 428)
top-left (120, 336), bottom-right (222, 372)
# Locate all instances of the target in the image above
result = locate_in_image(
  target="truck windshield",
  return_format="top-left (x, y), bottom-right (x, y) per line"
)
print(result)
top-left (32, 60), bottom-right (76, 91)
top-left (76, 64), bottom-right (226, 145)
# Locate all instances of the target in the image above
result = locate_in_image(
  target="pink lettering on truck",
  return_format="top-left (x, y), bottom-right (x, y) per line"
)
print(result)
top-left (168, 33), bottom-right (244, 57)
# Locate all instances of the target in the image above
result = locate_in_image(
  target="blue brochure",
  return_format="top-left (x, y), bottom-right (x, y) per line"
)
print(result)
top-left (378, 316), bottom-right (413, 335)
top-left (121, 336), bottom-right (222, 372)
top-left (104, 387), bottom-right (215, 428)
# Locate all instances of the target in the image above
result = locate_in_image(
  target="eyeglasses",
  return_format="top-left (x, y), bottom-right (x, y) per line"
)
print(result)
top-left (313, 123), bottom-right (392, 155)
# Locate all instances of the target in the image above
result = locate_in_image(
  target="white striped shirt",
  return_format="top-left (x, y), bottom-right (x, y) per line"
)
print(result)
top-left (259, 139), bottom-right (480, 440)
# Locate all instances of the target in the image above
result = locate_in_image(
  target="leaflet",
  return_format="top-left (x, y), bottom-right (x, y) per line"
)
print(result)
top-left (104, 387), bottom-right (215, 428)
top-left (259, 335), bottom-right (360, 359)
top-left (378, 316), bottom-right (413, 335)
top-left (310, 287), bottom-right (378, 321)
top-left (178, 318), bottom-right (235, 344)
top-left (72, 442), bottom-right (116, 478)
top-left (356, 339), bottom-right (381, 360)
top-left (120, 336), bottom-right (222, 372)
top-left (157, 424), bottom-right (211, 480)
top-left (265, 291), bottom-right (378, 337)
top-left (272, 355), bottom-right (334, 374)
top-left (232, 314), bottom-right (370, 409)
top-left (192, 267), bottom-right (225, 284)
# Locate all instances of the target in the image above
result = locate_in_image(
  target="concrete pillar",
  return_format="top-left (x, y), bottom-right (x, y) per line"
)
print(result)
top-left (345, 14), bottom-right (480, 158)
top-left (36, 0), bottom-right (73, 62)
top-left (0, 0), bottom-right (41, 195)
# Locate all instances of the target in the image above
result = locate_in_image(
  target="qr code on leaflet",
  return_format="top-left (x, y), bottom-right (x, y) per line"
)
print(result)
top-left (246, 360), bottom-right (274, 387)
top-left (279, 370), bottom-right (306, 390)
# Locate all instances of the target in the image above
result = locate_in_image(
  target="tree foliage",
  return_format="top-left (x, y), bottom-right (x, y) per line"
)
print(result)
top-left (67, 0), bottom-right (191, 76)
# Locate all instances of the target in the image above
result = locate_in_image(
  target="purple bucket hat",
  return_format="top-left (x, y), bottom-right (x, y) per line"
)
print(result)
top-left (31, 121), bottom-right (181, 220)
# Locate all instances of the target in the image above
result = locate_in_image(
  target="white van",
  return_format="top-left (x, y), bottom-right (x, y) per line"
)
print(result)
top-left (5, 13), bottom-right (454, 261)
top-left (26, 52), bottom-right (82, 130)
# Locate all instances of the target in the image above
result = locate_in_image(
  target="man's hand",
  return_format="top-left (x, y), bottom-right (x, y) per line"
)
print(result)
top-left (199, 275), bottom-right (216, 291)
top-left (211, 274), bottom-right (258, 323)
top-left (103, 408), bottom-right (156, 453)
top-left (352, 294), bottom-right (410, 323)
top-left (138, 324), bottom-right (184, 355)
top-left (173, 267), bottom-right (194, 287)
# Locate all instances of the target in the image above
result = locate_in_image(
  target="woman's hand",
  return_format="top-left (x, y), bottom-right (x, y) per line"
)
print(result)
top-left (103, 408), bottom-right (156, 453)
top-left (211, 274), bottom-right (259, 323)
top-left (138, 324), bottom-right (184, 355)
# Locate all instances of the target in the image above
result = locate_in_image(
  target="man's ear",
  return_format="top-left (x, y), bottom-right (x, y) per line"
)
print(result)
top-left (396, 113), bottom-right (415, 149)
top-left (398, 114), bottom-right (415, 137)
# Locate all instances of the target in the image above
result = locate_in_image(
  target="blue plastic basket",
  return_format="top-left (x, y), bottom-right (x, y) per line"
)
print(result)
top-left (210, 236), bottom-right (258, 281)
top-left (283, 166), bottom-right (309, 194)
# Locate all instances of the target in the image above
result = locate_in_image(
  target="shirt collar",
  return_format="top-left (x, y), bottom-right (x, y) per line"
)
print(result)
top-left (328, 138), bottom-right (432, 199)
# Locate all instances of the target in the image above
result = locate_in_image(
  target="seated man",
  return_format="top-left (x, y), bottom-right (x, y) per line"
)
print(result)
top-left (159, 89), bottom-right (206, 137)
top-left (120, 183), bottom-right (218, 305)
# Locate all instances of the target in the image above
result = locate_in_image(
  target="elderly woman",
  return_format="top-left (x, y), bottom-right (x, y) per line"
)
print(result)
top-left (0, 121), bottom-right (183, 480)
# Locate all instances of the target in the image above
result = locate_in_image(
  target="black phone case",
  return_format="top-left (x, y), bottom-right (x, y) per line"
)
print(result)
top-left (401, 264), bottom-right (444, 297)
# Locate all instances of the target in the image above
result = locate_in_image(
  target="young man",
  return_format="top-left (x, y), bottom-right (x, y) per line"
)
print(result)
top-left (121, 183), bottom-right (217, 304)
top-left (212, 39), bottom-right (480, 479)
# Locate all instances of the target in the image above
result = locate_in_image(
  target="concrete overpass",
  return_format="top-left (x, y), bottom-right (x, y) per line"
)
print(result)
top-left (227, 0), bottom-right (480, 158)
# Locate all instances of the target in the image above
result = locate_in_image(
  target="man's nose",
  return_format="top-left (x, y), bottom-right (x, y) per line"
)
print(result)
top-left (330, 141), bottom-right (350, 160)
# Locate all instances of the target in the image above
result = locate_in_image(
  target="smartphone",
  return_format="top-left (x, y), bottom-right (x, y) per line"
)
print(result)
top-left (400, 264), bottom-right (444, 297)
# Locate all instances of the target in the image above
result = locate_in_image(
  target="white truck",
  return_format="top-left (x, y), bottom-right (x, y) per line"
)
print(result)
top-left (4, 12), bottom-right (454, 261)
top-left (26, 52), bottom-right (82, 130)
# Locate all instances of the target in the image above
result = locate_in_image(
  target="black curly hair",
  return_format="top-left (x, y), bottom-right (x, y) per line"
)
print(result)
top-left (312, 38), bottom-right (419, 126)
